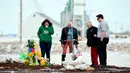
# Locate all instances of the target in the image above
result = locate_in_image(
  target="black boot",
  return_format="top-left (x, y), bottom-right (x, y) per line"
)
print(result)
top-left (61, 54), bottom-right (66, 66)
top-left (62, 54), bottom-right (66, 61)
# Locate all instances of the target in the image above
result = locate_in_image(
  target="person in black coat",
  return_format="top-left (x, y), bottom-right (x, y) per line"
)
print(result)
top-left (60, 20), bottom-right (78, 63)
top-left (86, 21), bottom-right (98, 67)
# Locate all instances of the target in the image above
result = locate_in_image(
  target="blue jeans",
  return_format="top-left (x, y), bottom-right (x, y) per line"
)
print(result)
top-left (40, 41), bottom-right (52, 62)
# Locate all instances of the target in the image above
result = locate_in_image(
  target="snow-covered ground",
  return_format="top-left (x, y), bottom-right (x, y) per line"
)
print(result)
top-left (51, 51), bottom-right (130, 67)
top-left (109, 38), bottom-right (130, 43)
top-left (0, 51), bottom-right (130, 67)
top-left (0, 36), bottom-right (130, 67)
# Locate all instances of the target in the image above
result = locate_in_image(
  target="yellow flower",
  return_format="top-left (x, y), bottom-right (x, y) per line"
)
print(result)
top-left (34, 45), bottom-right (36, 49)
top-left (37, 57), bottom-right (42, 60)
top-left (24, 59), bottom-right (29, 63)
top-left (34, 42), bottom-right (36, 46)
top-left (29, 52), bottom-right (34, 56)
top-left (34, 43), bottom-right (36, 49)
top-left (30, 63), bottom-right (35, 66)
top-left (35, 50), bottom-right (40, 53)
top-left (37, 53), bottom-right (41, 57)
top-left (27, 53), bottom-right (30, 57)
top-left (40, 60), bottom-right (46, 66)
top-left (24, 59), bottom-right (30, 65)
top-left (30, 58), bottom-right (33, 61)
top-left (35, 50), bottom-right (41, 57)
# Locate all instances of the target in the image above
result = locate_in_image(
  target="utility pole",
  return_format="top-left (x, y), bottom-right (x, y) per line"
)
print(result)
top-left (20, 0), bottom-right (22, 44)
top-left (120, 24), bottom-right (123, 35)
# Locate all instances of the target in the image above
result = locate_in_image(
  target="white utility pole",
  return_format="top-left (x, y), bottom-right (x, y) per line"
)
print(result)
top-left (20, 0), bottom-right (22, 44)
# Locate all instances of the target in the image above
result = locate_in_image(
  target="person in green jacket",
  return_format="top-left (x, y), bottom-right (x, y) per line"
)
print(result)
top-left (37, 19), bottom-right (54, 62)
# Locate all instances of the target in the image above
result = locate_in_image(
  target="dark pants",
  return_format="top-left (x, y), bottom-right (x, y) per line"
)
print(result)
top-left (91, 47), bottom-right (98, 66)
top-left (97, 38), bottom-right (109, 66)
top-left (40, 41), bottom-right (52, 62)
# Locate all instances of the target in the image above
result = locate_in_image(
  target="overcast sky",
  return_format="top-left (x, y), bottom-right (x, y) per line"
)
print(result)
top-left (0, 0), bottom-right (130, 34)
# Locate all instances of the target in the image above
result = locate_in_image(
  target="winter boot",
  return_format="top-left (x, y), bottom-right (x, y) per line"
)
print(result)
top-left (61, 54), bottom-right (66, 65)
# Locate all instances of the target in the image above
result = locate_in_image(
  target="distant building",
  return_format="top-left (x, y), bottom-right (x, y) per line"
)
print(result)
top-left (60, 0), bottom-right (89, 37)
top-left (17, 12), bottom-right (62, 39)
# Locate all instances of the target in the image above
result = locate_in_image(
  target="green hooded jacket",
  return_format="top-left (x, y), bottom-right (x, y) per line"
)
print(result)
top-left (37, 25), bottom-right (54, 42)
